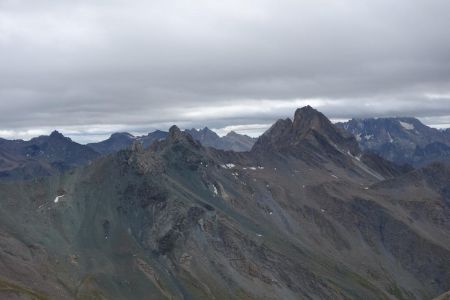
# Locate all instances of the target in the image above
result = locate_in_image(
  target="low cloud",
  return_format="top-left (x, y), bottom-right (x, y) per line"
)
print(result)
top-left (1, 0), bottom-right (450, 143)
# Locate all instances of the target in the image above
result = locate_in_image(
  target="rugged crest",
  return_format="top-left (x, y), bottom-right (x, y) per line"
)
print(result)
top-left (0, 107), bottom-right (449, 300)
top-left (253, 106), bottom-right (360, 156)
top-left (337, 117), bottom-right (450, 166)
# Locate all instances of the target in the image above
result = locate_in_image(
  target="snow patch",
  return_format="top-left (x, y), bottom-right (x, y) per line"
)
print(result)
top-left (211, 185), bottom-right (218, 196)
top-left (54, 195), bottom-right (64, 203)
top-left (331, 174), bottom-right (338, 179)
top-left (387, 132), bottom-right (394, 143)
top-left (221, 163), bottom-right (236, 169)
top-left (244, 166), bottom-right (263, 170)
top-left (399, 121), bottom-right (414, 130)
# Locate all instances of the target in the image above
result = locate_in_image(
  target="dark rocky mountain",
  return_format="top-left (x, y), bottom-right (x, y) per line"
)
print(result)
top-left (253, 105), bottom-right (360, 156)
top-left (0, 107), bottom-right (450, 299)
top-left (185, 127), bottom-right (256, 151)
top-left (337, 117), bottom-right (450, 166)
top-left (137, 130), bottom-right (169, 148)
top-left (87, 132), bottom-right (135, 154)
top-left (0, 131), bottom-right (99, 180)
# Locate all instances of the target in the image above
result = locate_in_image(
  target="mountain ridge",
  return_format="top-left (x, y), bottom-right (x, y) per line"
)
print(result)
top-left (337, 117), bottom-right (450, 166)
top-left (0, 107), bottom-right (449, 299)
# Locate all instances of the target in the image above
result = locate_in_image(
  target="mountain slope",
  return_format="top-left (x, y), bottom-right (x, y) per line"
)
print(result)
top-left (0, 107), bottom-right (449, 299)
top-left (337, 117), bottom-right (450, 166)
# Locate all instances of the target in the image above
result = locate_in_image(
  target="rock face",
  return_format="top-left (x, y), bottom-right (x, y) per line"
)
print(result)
top-left (0, 107), bottom-right (450, 299)
top-left (337, 117), bottom-right (450, 166)
top-left (0, 131), bottom-right (99, 180)
top-left (254, 106), bottom-right (359, 154)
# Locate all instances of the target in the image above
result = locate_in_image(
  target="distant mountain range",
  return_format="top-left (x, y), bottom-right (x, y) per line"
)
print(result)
top-left (1, 116), bottom-right (448, 181)
top-left (337, 117), bottom-right (450, 166)
top-left (185, 127), bottom-right (256, 152)
top-left (1, 106), bottom-right (449, 299)
top-left (87, 130), bottom-right (168, 154)
top-left (0, 130), bottom-right (99, 180)
top-left (0, 128), bottom-right (255, 180)
top-left (87, 127), bottom-right (256, 154)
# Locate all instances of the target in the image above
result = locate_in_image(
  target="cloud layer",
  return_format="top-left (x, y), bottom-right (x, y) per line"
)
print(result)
top-left (1, 0), bottom-right (450, 142)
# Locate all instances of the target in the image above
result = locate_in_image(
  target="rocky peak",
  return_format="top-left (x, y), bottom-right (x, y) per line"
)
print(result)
top-left (152, 125), bottom-right (199, 150)
top-left (226, 131), bottom-right (239, 137)
top-left (186, 127), bottom-right (220, 141)
top-left (292, 105), bottom-right (333, 134)
top-left (252, 106), bottom-right (360, 157)
top-left (49, 130), bottom-right (67, 140)
top-left (168, 125), bottom-right (183, 139)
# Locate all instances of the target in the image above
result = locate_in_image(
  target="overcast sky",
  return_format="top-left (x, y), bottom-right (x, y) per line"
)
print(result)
top-left (1, 0), bottom-right (450, 143)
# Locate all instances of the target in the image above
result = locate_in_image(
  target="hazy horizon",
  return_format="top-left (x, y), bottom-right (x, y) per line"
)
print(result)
top-left (1, 112), bottom-right (448, 145)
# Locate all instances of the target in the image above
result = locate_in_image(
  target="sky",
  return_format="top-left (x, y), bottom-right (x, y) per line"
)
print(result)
top-left (1, 0), bottom-right (450, 143)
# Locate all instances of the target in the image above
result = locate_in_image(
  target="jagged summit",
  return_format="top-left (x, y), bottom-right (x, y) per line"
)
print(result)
top-left (48, 130), bottom-right (68, 140)
top-left (185, 127), bottom-right (220, 141)
top-left (293, 105), bottom-right (334, 133)
top-left (185, 127), bottom-right (256, 152)
top-left (168, 125), bottom-right (182, 138)
top-left (152, 125), bottom-right (200, 151)
top-left (252, 106), bottom-right (360, 157)
top-left (337, 116), bottom-right (450, 166)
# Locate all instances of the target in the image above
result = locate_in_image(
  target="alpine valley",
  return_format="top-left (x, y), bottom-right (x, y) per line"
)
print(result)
top-left (0, 106), bottom-right (450, 300)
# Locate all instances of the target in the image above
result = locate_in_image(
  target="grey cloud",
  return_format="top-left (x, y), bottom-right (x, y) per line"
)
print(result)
top-left (0, 0), bottom-right (450, 143)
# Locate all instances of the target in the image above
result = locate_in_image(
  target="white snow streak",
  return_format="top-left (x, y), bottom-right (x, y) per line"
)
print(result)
top-left (399, 121), bottom-right (414, 130)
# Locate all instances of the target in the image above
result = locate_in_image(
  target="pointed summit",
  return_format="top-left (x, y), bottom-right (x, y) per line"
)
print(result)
top-left (252, 106), bottom-right (360, 158)
top-left (152, 125), bottom-right (199, 151)
top-left (49, 130), bottom-right (66, 139)
top-left (292, 105), bottom-right (335, 135)
top-left (169, 125), bottom-right (182, 138)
